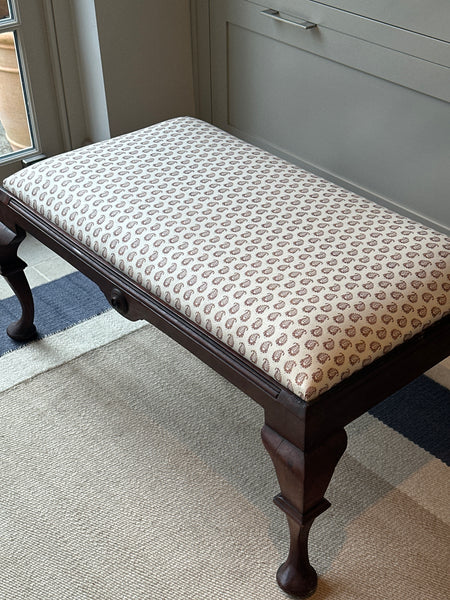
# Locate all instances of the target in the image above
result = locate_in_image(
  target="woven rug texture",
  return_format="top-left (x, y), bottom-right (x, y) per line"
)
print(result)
top-left (0, 272), bottom-right (448, 600)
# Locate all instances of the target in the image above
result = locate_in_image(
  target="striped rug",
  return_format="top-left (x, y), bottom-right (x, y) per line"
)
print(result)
top-left (0, 271), bottom-right (448, 600)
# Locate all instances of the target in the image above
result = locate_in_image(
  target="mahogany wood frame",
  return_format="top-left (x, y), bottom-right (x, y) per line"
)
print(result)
top-left (1, 186), bottom-right (449, 598)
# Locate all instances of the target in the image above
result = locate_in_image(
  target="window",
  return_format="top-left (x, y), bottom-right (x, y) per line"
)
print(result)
top-left (0, 0), bottom-right (69, 181)
top-left (0, 1), bottom-right (32, 160)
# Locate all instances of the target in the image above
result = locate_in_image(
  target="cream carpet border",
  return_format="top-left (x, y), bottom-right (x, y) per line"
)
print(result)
top-left (0, 310), bottom-right (146, 392)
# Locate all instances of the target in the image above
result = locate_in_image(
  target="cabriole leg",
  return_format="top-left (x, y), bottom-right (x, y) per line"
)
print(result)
top-left (262, 425), bottom-right (347, 598)
top-left (0, 223), bottom-right (36, 341)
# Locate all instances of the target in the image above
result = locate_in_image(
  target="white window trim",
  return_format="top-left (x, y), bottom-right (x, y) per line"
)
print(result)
top-left (44, 0), bottom-right (110, 150)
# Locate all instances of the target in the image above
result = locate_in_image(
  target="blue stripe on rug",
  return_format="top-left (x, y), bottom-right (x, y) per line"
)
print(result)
top-left (0, 271), bottom-right (110, 356)
top-left (369, 375), bottom-right (450, 466)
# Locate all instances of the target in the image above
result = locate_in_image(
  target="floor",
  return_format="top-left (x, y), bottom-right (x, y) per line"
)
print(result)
top-left (1, 234), bottom-right (449, 389)
top-left (0, 233), bottom-right (76, 300)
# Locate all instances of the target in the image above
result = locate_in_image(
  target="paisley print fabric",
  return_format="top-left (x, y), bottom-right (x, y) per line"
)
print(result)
top-left (4, 117), bottom-right (450, 400)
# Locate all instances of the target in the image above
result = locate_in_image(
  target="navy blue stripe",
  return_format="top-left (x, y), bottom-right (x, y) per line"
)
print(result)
top-left (0, 271), bottom-right (110, 356)
top-left (369, 375), bottom-right (450, 466)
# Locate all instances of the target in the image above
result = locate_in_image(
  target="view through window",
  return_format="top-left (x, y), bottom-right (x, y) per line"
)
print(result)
top-left (0, 0), bottom-right (9, 19)
top-left (0, 0), bottom-right (32, 159)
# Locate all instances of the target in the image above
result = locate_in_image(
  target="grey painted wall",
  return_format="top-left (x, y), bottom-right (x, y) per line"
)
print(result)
top-left (93, 0), bottom-right (196, 137)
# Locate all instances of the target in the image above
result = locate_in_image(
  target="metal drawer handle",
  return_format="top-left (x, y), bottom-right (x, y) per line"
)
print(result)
top-left (261, 8), bottom-right (317, 30)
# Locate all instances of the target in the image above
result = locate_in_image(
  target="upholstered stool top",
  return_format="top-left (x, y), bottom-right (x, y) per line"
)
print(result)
top-left (4, 117), bottom-right (450, 400)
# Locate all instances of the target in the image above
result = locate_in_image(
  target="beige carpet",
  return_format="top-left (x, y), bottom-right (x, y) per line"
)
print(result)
top-left (0, 320), bottom-right (448, 599)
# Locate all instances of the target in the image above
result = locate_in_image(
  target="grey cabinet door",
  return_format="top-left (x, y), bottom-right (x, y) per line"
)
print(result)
top-left (210, 0), bottom-right (450, 233)
top-left (313, 0), bottom-right (450, 42)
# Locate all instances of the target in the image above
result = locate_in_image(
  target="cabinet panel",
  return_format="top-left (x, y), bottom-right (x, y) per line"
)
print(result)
top-left (312, 0), bottom-right (449, 42)
top-left (210, 0), bottom-right (450, 232)
top-left (252, 0), bottom-right (450, 66)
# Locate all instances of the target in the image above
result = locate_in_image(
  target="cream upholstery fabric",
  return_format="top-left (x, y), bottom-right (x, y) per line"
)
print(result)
top-left (4, 117), bottom-right (450, 400)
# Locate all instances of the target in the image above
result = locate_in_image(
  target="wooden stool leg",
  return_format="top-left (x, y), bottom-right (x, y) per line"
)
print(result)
top-left (262, 425), bottom-right (347, 598)
top-left (0, 223), bottom-right (37, 341)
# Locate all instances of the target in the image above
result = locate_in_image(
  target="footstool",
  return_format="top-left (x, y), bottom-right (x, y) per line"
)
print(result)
top-left (0, 117), bottom-right (449, 598)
